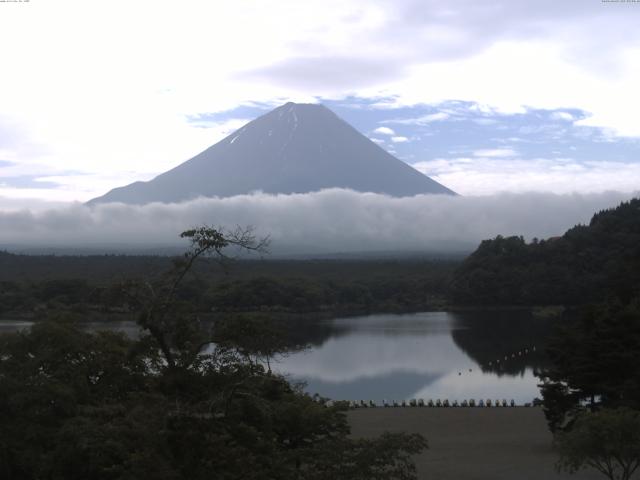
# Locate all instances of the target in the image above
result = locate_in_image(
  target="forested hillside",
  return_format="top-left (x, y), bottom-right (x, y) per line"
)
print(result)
top-left (451, 198), bottom-right (640, 306)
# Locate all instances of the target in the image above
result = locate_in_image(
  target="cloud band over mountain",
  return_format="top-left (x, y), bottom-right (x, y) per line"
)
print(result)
top-left (0, 189), bottom-right (634, 254)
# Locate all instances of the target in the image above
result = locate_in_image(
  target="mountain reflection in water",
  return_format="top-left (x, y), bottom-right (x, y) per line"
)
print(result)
top-left (274, 311), bottom-right (553, 403)
top-left (0, 310), bottom-right (552, 403)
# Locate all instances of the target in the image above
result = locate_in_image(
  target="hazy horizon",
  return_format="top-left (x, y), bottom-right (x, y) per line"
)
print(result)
top-left (0, 189), bottom-right (634, 255)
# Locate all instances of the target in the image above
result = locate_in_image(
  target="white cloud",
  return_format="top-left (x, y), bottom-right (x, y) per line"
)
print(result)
top-left (550, 111), bottom-right (575, 122)
top-left (384, 112), bottom-right (450, 125)
top-left (0, 161), bottom-right (59, 178)
top-left (472, 148), bottom-right (517, 158)
top-left (391, 136), bottom-right (409, 143)
top-left (373, 126), bottom-right (395, 135)
top-left (375, 41), bottom-right (640, 137)
top-left (0, 190), bottom-right (633, 254)
top-left (412, 157), bottom-right (640, 196)
top-left (369, 137), bottom-right (385, 145)
top-left (0, 195), bottom-right (70, 212)
top-left (473, 118), bottom-right (498, 126)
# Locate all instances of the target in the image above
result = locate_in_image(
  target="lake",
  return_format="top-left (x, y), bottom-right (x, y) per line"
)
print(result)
top-left (274, 310), bottom-right (552, 404)
top-left (0, 310), bottom-right (553, 404)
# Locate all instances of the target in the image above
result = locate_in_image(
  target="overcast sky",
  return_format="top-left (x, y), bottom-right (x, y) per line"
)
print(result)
top-left (1, 0), bottom-right (639, 204)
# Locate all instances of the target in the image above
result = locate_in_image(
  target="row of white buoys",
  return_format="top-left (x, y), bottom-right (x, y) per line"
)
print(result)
top-left (454, 346), bottom-right (538, 376)
top-left (311, 395), bottom-right (542, 409)
top-left (345, 398), bottom-right (520, 408)
top-left (487, 346), bottom-right (537, 368)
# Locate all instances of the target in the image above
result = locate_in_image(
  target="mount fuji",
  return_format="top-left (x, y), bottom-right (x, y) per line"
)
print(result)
top-left (89, 102), bottom-right (455, 204)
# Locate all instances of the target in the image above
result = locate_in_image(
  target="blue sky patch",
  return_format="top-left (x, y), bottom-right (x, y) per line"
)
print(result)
top-left (189, 97), bottom-right (640, 168)
top-left (0, 175), bottom-right (61, 189)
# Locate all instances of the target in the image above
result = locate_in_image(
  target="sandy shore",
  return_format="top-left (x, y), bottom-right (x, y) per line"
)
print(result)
top-left (348, 407), bottom-right (602, 480)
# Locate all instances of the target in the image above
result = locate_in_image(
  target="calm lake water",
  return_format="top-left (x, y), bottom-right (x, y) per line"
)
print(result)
top-left (275, 310), bottom-right (552, 404)
top-left (0, 310), bottom-right (552, 404)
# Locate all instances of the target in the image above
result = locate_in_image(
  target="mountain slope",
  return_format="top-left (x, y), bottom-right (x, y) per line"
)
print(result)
top-left (89, 102), bottom-right (455, 204)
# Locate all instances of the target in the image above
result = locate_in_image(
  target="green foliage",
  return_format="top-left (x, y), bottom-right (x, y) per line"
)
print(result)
top-left (301, 432), bottom-right (427, 480)
top-left (539, 299), bottom-right (640, 432)
top-left (0, 325), bottom-right (425, 479)
top-left (0, 320), bottom-right (153, 479)
top-left (451, 198), bottom-right (640, 306)
top-left (0, 259), bottom-right (455, 319)
top-left (555, 407), bottom-right (640, 480)
top-left (0, 227), bottom-right (426, 479)
top-left (212, 313), bottom-right (302, 370)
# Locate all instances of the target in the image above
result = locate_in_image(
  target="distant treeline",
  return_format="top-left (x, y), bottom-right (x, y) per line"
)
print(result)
top-left (0, 255), bottom-right (457, 317)
top-left (0, 252), bottom-right (175, 282)
top-left (451, 198), bottom-right (640, 306)
top-left (5, 197), bottom-right (638, 315)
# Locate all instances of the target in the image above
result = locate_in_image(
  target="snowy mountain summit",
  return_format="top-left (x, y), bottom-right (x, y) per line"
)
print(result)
top-left (89, 102), bottom-right (455, 204)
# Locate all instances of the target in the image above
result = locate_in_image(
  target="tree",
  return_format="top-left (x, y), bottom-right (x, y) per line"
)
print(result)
top-left (0, 318), bottom-right (154, 480)
top-left (212, 313), bottom-right (302, 372)
top-left (538, 298), bottom-right (640, 432)
top-left (555, 408), bottom-right (640, 480)
top-left (121, 225), bottom-right (269, 371)
top-left (0, 226), bottom-right (427, 480)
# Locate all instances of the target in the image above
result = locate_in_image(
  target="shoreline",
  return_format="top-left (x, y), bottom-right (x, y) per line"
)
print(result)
top-left (0, 303), bottom-right (566, 324)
